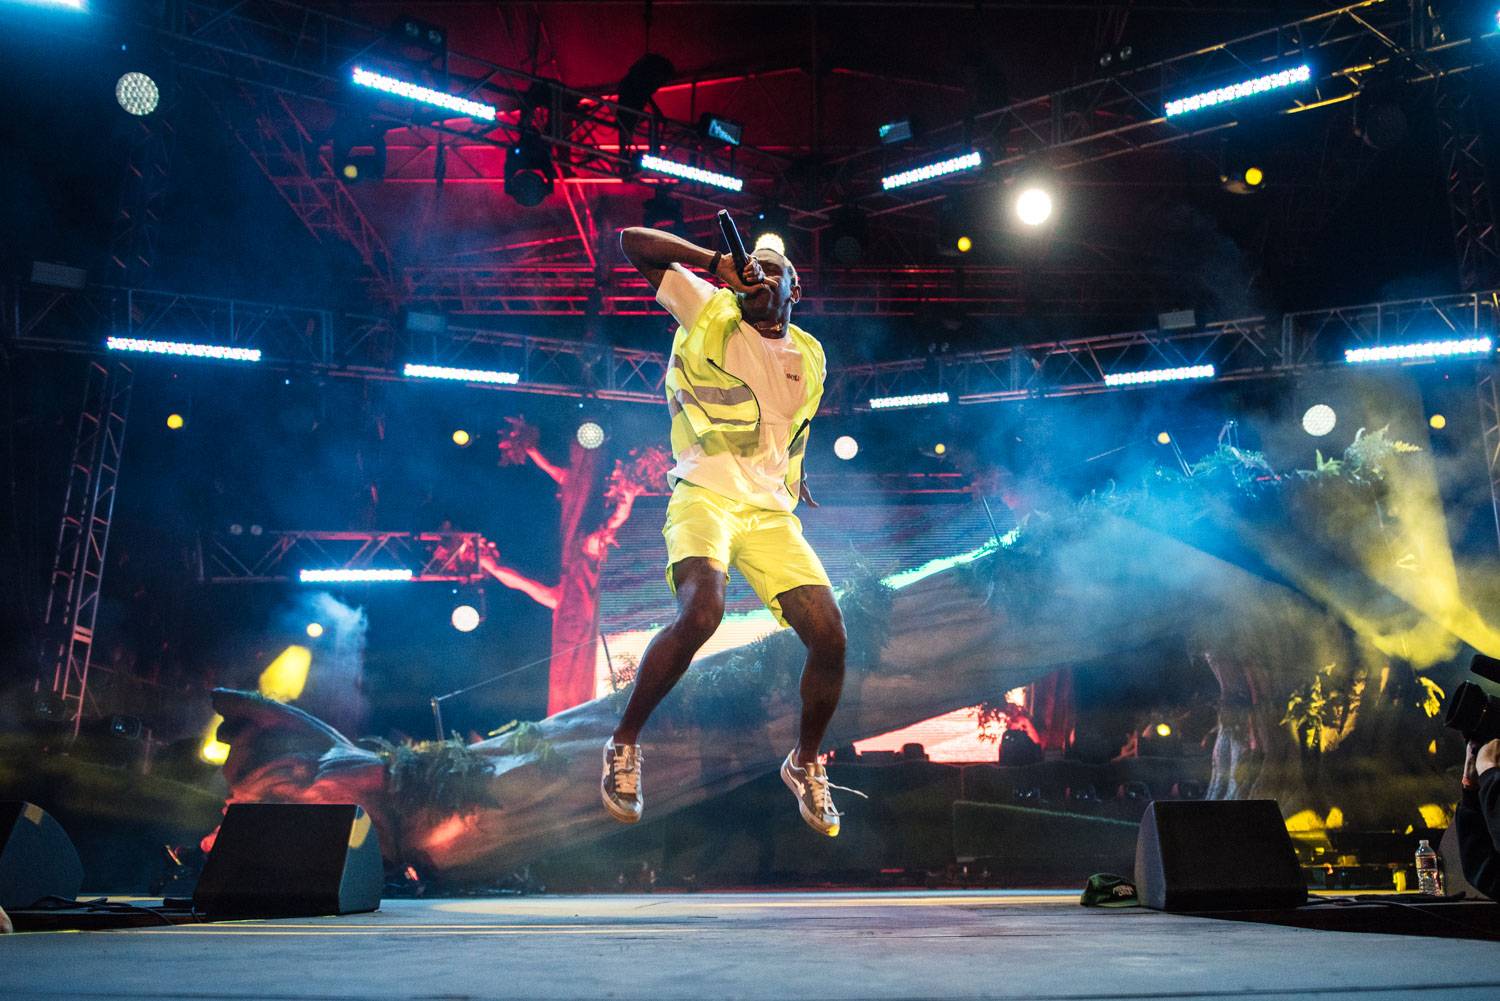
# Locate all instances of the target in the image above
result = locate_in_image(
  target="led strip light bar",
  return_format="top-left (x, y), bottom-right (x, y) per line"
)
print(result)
top-left (1164, 64), bottom-right (1311, 117)
top-left (638, 153), bottom-right (744, 192)
top-left (869, 391), bottom-right (951, 410)
top-left (1103, 364), bottom-right (1215, 387)
top-left (107, 336), bottom-right (261, 363)
top-left (1345, 336), bottom-right (1493, 365)
top-left (404, 363), bottom-right (520, 385)
top-left (352, 66), bottom-right (497, 122)
top-left (299, 569), bottom-right (414, 583)
top-left (881, 151), bottom-right (983, 192)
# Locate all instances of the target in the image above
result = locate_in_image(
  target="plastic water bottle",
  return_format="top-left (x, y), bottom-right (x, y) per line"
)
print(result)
top-left (1415, 839), bottom-right (1444, 896)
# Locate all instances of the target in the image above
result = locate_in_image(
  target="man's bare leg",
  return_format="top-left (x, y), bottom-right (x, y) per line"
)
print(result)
top-left (612, 557), bottom-right (727, 745)
top-left (776, 584), bottom-right (847, 765)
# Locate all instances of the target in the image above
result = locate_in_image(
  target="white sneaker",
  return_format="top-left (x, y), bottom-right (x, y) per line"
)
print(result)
top-left (601, 740), bottom-right (643, 824)
top-left (780, 750), bottom-right (867, 838)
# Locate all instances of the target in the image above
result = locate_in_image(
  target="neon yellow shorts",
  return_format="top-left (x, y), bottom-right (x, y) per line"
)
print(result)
top-left (663, 481), bottom-right (832, 627)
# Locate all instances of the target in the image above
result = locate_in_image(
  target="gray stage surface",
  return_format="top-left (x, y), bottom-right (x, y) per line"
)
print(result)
top-left (2, 890), bottom-right (1498, 1000)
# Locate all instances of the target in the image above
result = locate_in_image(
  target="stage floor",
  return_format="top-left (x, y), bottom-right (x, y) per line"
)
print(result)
top-left (3, 890), bottom-right (1499, 1000)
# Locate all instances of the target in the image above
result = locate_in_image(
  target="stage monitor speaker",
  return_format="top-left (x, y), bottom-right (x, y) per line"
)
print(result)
top-left (0, 801), bottom-right (84, 909)
top-left (1134, 799), bottom-right (1306, 912)
top-left (193, 803), bottom-right (383, 917)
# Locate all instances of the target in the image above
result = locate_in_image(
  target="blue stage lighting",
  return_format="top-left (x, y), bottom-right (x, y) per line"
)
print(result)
top-left (299, 569), bottom-right (413, 583)
top-left (1103, 364), bottom-right (1215, 387)
top-left (1164, 64), bottom-right (1311, 118)
top-left (638, 153), bottom-right (744, 192)
top-left (351, 66), bottom-right (496, 122)
top-left (1344, 336), bottom-right (1493, 364)
top-left (868, 391), bottom-right (950, 410)
top-left (107, 336), bottom-right (261, 363)
top-left (403, 363), bottom-right (520, 385)
top-left (881, 151), bottom-right (982, 192)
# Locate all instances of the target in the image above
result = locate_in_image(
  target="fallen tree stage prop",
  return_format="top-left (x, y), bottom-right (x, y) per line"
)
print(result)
top-left (209, 434), bottom-right (1492, 882)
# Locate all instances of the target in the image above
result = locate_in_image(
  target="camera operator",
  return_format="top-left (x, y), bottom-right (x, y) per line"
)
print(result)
top-left (1457, 738), bottom-right (1500, 898)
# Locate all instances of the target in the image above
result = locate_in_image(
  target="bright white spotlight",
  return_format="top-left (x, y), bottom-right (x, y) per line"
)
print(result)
top-left (638, 154), bottom-right (744, 192)
top-left (1344, 336), bottom-right (1492, 364)
top-left (351, 66), bottom-right (496, 121)
top-left (107, 336), bottom-right (260, 363)
top-left (754, 232), bottom-right (786, 256)
top-left (1302, 404), bottom-right (1337, 437)
top-left (1164, 63), bottom-right (1312, 117)
top-left (1103, 364), bottom-right (1215, 387)
top-left (298, 568), bottom-right (413, 583)
top-left (403, 362), bottom-right (520, 385)
top-left (116, 72), bottom-right (158, 116)
top-left (576, 421), bottom-right (605, 450)
top-left (881, 151), bottom-right (983, 192)
top-left (834, 435), bottom-right (859, 460)
top-left (451, 604), bottom-right (481, 632)
top-left (1015, 187), bottom-right (1053, 226)
top-left (868, 391), bottom-right (950, 410)
top-left (305, 622), bottom-right (325, 639)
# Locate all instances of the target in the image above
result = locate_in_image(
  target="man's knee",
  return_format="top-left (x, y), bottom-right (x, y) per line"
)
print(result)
top-left (808, 620), bottom-right (846, 662)
top-left (675, 596), bottom-right (724, 645)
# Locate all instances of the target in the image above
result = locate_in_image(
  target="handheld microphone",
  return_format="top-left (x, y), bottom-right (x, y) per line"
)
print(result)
top-left (716, 209), bottom-right (748, 273)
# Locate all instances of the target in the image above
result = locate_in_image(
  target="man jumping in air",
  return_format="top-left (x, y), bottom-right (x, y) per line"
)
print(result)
top-left (601, 224), bottom-right (861, 837)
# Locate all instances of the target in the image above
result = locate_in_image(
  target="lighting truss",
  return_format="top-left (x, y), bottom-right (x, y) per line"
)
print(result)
top-left (351, 66), bottom-right (496, 122)
top-left (1344, 336), bottom-right (1493, 364)
top-left (1103, 364), bottom-right (1215, 387)
top-left (868, 391), bottom-right (951, 410)
top-left (638, 153), bottom-right (744, 192)
top-left (403, 362), bottom-right (520, 385)
top-left (299, 568), bottom-right (414, 583)
top-left (106, 335), bottom-right (261, 362)
top-left (881, 151), bottom-right (982, 192)
top-left (1164, 64), bottom-right (1312, 118)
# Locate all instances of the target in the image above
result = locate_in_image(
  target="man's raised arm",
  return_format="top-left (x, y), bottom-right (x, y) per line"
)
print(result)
top-left (619, 226), bottom-right (763, 292)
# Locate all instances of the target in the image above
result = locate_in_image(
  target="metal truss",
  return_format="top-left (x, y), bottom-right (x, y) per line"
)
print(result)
top-left (37, 360), bottom-right (133, 733)
top-left (9, 280), bottom-right (1498, 407)
top-left (106, 102), bottom-right (177, 285)
top-left (1479, 365), bottom-right (1500, 552)
top-left (198, 530), bottom-right (490, 583)
top-left (839, 0), bottom-right (1492, 220)
top-left (834, 291), bottom-right (1500, 408)
top-left (1434, 70), bottom-right (1500, 292)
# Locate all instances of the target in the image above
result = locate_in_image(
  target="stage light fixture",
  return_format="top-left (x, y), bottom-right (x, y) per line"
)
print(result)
top-left (1244, 166), bottom-right (1265, 187)
top-left (1103, 364), bottom-right (1214, 387)
top-left (306, 622), bottom-right (325, 638)
top-left (1154, 723), bottom-right (1173, 738)
top-left (834, 435), bottom-right (859, 460)
top-left (869, 391), bottom-right (950, 410)
top-left (1345, 336), bottom-right (1493, 364)
top-left (392, 14), bottom-right (447, 54)
top-left (452, 429), bottom-right (472, 447)
top-left (299, 568), bottom-right (413, 583)
top-left (825, 207), bottom-right (868, 266)
top-left (351, 66), bottom-right (496, 121)
top-left (1156, 431), bottom-right (1172, 445)
top-left (1165, 63), bottom-right (1311, 117)
top-left (1302, 404), bottom-right (1337, 436)
top-left (451, 604), bottom-right (481, 632)
top-left (1430, 413), bottom-right (1447, 430)
top-left (505, 132), bottom-right (554, 206)
top-left (30, 0), bottom-right (88, 10)
top-left (638, 153), bottom-right (744, 192)
top-left (881, 150), bottom-right (982, 191)
top-left (698, 113), bottom-right (743, 147)
top-left (617, 53), bottom-right (675, 147)
top-left (934, 442), bottom-right (947, 456)
top-left (878, 119), bottom-right (914, 145)
top-left (403, 309), bottom-right (448, 335)
top-left (576, 421), bottom-right (606, 450)
top-left (107, 336), bottom-right (261, 363)
top-left (955, 235), bottom-right (973, 254)
top-left (200, 715), bottom-right (231, 766)
top-left (115, 71), bottom-right (158, 116)
top-left (166, 413), bottom-right (185, 430)
top-left (403, 363), bottom-right (520, 385)
top-left (754, 232), bottom-right (786, 256)
top-left (1015, 187), bottom-right (1053, 226)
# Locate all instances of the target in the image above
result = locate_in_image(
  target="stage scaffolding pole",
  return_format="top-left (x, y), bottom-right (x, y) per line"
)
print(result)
top-left (1478, 365), bottom-right (1500, 553)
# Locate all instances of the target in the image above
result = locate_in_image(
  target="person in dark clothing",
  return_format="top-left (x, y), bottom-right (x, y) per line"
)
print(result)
top-left (1457, 738), bottom-right (1500, 898)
